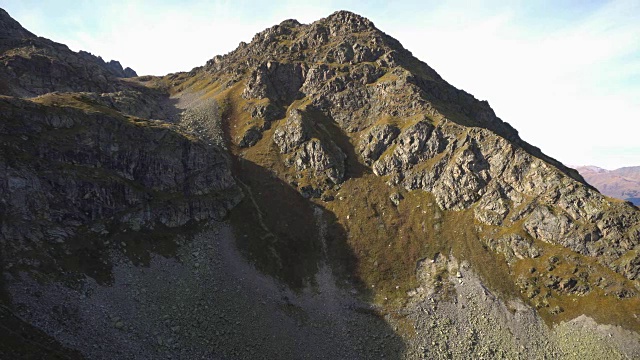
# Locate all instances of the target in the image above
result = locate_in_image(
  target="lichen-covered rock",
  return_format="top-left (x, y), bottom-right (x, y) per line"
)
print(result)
top-left (373, 120), bottom-right (449, 175)
top-left (273, 108), bottom-right (346, 186)
top-left (484, 234), bottom-right (541, 265)
top-left (427, 137), bottom-right (491, 210)
top-left (290, 139), bottom-right (345, 185)
top-left (358, 124), bottom-right (400, 165)
top-left (474, 187), bottom-right (510, 226)
top-left (612, 250), bottom-right (640, 280)
top-left (273, 109), bottom-right (310, 153)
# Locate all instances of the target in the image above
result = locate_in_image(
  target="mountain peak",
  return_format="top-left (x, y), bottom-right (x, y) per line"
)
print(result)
top-left (322, 10), bottom-right (376, 31)
top-left (277, 18), bottom-right (302, 28)
top-left (206, 10), bottom-right (421, 81)
top-left (576, 165), bottom-right (609, 173)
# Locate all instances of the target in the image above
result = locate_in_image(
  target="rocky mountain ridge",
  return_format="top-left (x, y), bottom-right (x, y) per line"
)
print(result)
top-left (182, 10), bottom-right (639, 283)
top-left (1, 8), bottom-right (639, 359)
top-left (0, 8), bottom-right (137, 97)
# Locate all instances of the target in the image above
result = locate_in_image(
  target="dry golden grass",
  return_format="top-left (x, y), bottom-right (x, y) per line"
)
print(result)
top-left (180, 64), bottom-right (640, 332)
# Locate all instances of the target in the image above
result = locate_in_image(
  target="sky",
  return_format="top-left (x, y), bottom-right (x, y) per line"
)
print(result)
top-left (2, 0), bottom-right (640, 170)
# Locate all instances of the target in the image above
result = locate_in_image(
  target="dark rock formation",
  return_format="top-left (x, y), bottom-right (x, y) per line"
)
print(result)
top-left (274, 108), bottom-right (346, 186)
top-left (0, 9), bottom-right (137, 97)
top-left (0, 94), bottom-right (241, 278)
top-left (358, 124), bottom-right (400, 165)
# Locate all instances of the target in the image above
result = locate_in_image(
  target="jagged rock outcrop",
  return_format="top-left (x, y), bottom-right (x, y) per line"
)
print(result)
top-left (358, 124), bottom-right (400, 165)
top-left (273, 108), bottom-right (346, 188)
top-left (372, 120), bottom-right (448, 176)
top-left (361, 117), bottom-right (640, 281)
top-left (104, 58), bottom-right (138, 78)
top-left (77, 51), bottom-right (138, 78)
top-left (242, 61), bottom-right (306, 104)
top-left (273, 109), bottom-right (311, 153)
top-left (291, 138), bottom-right (346, 185)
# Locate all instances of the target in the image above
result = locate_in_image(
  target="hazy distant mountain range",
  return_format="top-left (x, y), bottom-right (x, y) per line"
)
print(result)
top-left (576, 166), bottom-right (640, 206)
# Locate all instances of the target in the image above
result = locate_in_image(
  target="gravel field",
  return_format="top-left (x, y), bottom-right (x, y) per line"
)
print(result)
top-left (397, 256), bottom-right (640, 359)
top-left (7, 221), bottom-right (403, 359)
top-left (8, 220), bottom-right (639, 359)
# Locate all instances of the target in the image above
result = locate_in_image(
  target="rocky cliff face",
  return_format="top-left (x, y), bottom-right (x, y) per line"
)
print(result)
top-left (1, 8), bottom-right (639, 359)
top-left (1, 94), bottom-right (240, 277)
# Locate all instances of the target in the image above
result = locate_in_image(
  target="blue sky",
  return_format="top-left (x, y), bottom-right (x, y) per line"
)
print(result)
top-left (2, 0), bottom-right (639, 170)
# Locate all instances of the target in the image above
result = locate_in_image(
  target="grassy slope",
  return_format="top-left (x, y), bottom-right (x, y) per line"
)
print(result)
top-left (176, 76), bottom-right (640, 333)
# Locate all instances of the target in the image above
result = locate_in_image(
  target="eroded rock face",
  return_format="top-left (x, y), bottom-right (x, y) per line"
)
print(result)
top-left (484, 234), bottom-right (541, 265)
top-left (524, 206), bottom-right (573, 244)
top-left (273, 109), bottom-right (310, 153)
top-left (373, 120), bottom-right (449, 176)
top-left (473, 187), bottom-right (511, 226)
top-left (242, 61), bottom-right (306, 104)
top-left (274, 108), bottom-right (345, 187)
top-left (291, 139), bottom-right (346, 185)
top-left (354, 112), bottom-right (640, 280)
top-left (247, 101), bottom-right (284, 122)
top-left (0, 96), bottom-right (241, 275)
top-left (358, 124), bottom-right (400, 165)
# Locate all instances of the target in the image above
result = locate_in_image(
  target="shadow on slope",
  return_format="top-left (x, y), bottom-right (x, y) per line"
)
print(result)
top-left (0, 246), bottom-right (85, 359)
top-left (227, 156), bottom-right (406, 358)
top-left (228, 156), bottom-right (368, 294)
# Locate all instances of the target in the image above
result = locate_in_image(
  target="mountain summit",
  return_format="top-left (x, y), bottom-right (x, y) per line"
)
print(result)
top-left (1, 9), bottom-right (639, 359)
